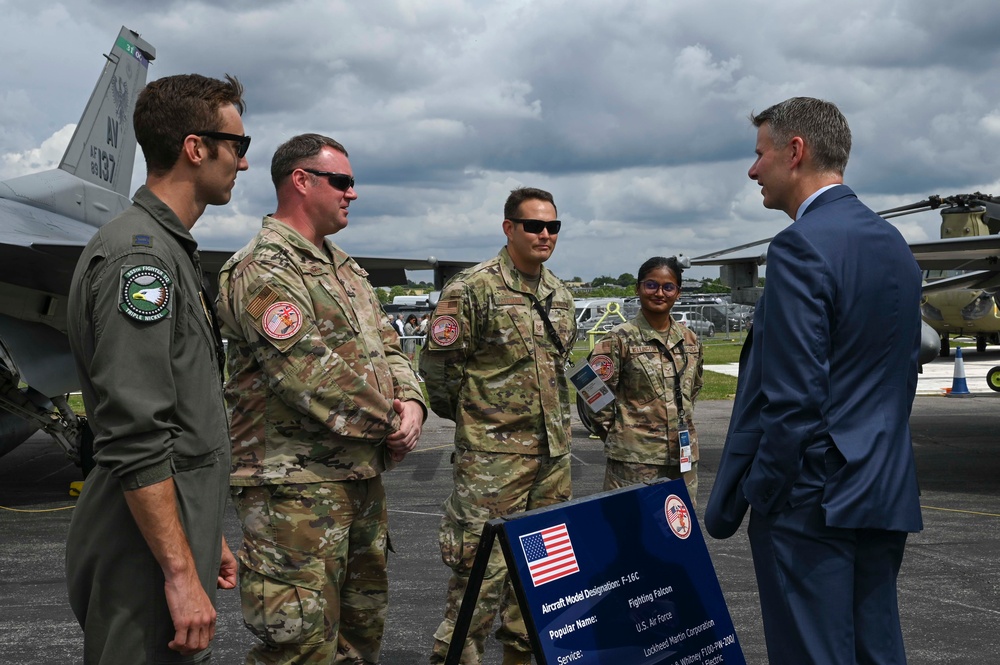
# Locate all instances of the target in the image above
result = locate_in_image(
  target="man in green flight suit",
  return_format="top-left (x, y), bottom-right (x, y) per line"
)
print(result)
top-left (421, 187), bottom-right (577, 665)
top-left (66, 74), bottom-right (250, 663)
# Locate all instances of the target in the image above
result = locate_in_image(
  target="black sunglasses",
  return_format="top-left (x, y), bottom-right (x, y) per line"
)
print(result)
top-left (508, 218), bottom-right (561, 234)
top-left (302, 168), bottom-right (356, 192)
top-left (194, 131), bottom-right (251, 158)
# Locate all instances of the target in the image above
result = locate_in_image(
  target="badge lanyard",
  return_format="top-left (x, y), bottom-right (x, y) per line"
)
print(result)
top-left (528, 293), bottom-right (571, 363)
top-left (662, 343), bottom-right (693, 473)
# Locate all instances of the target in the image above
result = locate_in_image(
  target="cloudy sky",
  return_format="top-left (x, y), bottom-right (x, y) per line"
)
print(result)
top-left (4, 0), bottom-right (1000, 283)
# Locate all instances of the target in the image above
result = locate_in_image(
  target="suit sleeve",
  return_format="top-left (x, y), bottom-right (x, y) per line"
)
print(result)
top-left (743, 229), bottom-right (834, 515)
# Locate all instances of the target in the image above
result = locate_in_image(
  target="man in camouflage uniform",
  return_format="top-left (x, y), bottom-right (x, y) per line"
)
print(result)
top-left (216, 134), bottom-right (426, 665)
top-left (420, 187), bottom-right (576, 665)
top-left (586, 259), bottom-right (704, 506)
top-left (67, 74), bottom-right (248, 663)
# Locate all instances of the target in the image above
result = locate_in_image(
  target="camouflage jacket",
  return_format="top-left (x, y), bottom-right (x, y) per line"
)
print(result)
top-left (217, 217), bottom-right (425, 485)
top-left (419, 246), bottom-right (576, 456)
top-left (588, 314), bottom-right (703, 465)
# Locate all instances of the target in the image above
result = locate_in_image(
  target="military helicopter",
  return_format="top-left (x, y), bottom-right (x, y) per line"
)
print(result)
top-left (690, 194), bottom-right (1000, 386)
top-left (880, 193), bottom-right (1000, 358)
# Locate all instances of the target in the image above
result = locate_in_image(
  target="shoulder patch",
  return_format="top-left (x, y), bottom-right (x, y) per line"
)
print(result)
top-left (131, 234), bottom-right (153, 247)
top-left (431, 315), bottom-right (460, 346)
top-left (119, 265), bottom-right (172, 322)
top-left (262, 302), bottom-right (303, 340)
top-left (590, 355), bottom-right (615, 381)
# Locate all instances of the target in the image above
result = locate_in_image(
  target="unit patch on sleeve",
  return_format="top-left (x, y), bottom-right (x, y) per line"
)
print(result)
top-left (430, 315), bottom-right (460, 346)
top-left (590, 354), bottom-right (615, 381)
top-left (262, 302), bottom-right (303, 340)
top-left (119, 265), bottom-right (172, 322)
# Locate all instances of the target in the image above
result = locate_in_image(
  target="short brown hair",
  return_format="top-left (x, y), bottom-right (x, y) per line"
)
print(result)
top-left (134, 74), bottom-right (245, 175)
top-left (751, 97), bottom-right (851, 175)
top-left (504, 187), bottom-right (557, 219)
top-left (270, 133), bottom-right (349, 187)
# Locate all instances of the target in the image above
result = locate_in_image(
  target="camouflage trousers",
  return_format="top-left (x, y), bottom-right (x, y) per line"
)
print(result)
top-left (430, 451), bottom-right (572, 665)
top-left (603, 458), bottom-right (699, 510)
top-left (231, 478), bottom-right (389, 665)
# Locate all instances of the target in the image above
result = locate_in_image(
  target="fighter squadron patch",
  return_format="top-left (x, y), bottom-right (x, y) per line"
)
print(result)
top-left (262, 302), bottom-right (303, 340)
top-left (431, 315), bottom-right (460, 346)
top-left (119, 265), bottom-right (172, 322)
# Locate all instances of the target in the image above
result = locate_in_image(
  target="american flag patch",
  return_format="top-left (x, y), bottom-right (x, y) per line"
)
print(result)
top-left (247, 285), bottom-right (278, 319)
top-left (519, 523), bottom-right (579, 587)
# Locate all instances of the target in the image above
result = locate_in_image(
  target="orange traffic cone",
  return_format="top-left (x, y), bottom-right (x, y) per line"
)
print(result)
top-left (946, 347), bottom-right (975, 398)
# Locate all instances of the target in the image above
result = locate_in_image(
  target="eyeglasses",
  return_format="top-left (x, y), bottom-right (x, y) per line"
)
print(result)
top-left (194, 131), bottom-right (251, 158)
top-left (508, 218), bottom-right (562, 234)
top-left (302, 168), bottom-right (356, 192)
top-left (641, 280), bottom-right (679, 295)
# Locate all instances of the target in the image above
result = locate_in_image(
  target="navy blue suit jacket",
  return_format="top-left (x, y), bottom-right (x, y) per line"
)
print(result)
top-left (705, 185), bottom-right (924, 538)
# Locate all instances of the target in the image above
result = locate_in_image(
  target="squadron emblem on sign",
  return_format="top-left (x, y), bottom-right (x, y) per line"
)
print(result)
top-left (262, 302), bottom-right (303, 340)
top-left (119, 265), bottom-right (172, 322)
top-left (664, 494), bottom-right (692, 540)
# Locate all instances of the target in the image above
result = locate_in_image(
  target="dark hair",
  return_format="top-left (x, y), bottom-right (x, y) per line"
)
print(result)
top-left (271, 133), bottom-right (348, 187)
top-left (407, 314), bottom-right (418, 324)
top-left (750, 97), bottom-right (851, 175)
top-left (504, 187), bottom-right (557, 219)
top-left (134, 74), bottom-right (245, 176)
top-left (637, 256), bottom-right (683, 283)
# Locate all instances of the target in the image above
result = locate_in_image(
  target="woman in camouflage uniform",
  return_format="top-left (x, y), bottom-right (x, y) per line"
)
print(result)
top-left (585, 256), bottom-right (704, 507)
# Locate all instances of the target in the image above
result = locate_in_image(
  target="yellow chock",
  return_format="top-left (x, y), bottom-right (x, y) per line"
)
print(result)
top-left (69, 481), bottom-right (85, 497)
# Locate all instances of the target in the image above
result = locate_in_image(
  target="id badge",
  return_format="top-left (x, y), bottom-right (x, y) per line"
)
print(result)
top-left (678, 429), bottom-right (692, 473)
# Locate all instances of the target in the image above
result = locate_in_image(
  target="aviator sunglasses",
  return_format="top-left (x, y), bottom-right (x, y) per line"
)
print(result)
top-left (193, 131), bottom-right (252, 158)
top-left (302, 168), bottom-right (356, 192)
top-left (640, 280), bottom-right (679, 295)
top-left (508, 218), bottom-right (562, 234)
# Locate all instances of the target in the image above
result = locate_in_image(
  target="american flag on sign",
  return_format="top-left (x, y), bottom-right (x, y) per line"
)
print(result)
top-left (519, 523), bottom-right (579, 587)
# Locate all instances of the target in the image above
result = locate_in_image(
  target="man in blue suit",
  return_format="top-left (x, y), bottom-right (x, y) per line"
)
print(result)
top-left (704, 97), bottom-right (923, 665)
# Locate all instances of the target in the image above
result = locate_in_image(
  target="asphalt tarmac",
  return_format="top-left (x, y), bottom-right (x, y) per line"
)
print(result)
top-left (2, 395), bottom-right (999, 664)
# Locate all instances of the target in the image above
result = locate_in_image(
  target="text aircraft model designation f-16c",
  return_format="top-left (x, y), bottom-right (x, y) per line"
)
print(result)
top-left (0, 26), bottom-right (471, 469)
top-left (691, 194), bottom-right (1000, 367)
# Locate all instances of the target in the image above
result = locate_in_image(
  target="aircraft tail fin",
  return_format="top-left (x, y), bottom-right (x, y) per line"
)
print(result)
top-left (58, 26), bottom-right (156, 199)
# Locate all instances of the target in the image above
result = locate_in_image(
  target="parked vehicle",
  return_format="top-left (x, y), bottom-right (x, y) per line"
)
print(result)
top-left (672, 310), bottom-right (715, 337)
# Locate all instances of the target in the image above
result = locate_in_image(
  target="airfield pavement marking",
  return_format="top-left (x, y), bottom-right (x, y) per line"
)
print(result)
top-left (919, 505), bottom-right (1000, 518)
top-left (389, 508), bottom-right (442, 517)
top-left (409, 443), bottom-right (453, 453)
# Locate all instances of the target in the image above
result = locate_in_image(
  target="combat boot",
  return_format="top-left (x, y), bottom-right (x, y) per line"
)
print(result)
top-left (501, 645), bottom-right (532, 665)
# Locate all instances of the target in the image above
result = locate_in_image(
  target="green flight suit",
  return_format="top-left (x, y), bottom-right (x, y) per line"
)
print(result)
top-left (66, 186), bottom-right (231, 664)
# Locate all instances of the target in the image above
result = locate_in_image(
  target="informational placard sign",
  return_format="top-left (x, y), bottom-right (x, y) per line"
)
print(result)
top-left (495, 480), bottom-right (745, 665)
